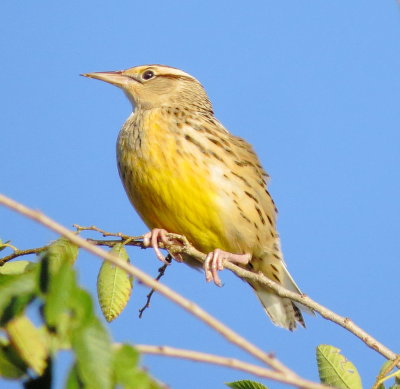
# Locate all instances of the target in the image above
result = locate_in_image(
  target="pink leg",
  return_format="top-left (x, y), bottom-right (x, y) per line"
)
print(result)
top-left (204, 249), bottom-right (251, 287)
top-left (142, 229), bottom-right (184, 264)
top-left (143, 228), bottom-right (169, 264)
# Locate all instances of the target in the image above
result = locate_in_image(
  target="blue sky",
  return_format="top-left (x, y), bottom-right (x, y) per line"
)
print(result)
top-left (1, 1), bottom-right (400, 388)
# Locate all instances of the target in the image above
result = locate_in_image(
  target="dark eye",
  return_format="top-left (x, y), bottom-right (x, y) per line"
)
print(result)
top-left (142, 70), bottom-right (155, 80)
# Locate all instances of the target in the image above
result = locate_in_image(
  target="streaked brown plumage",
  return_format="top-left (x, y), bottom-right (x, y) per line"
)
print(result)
top-left (83, 64), bottom-right (312, 330)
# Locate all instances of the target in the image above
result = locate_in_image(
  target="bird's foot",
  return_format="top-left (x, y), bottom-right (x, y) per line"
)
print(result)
top-left (204, 249), bottom-right (251, 287)
top-left (142, 228), bottom-right (184, 264)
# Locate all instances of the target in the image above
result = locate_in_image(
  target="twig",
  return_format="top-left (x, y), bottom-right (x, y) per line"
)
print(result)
top-left (0, 194), bottom-right (297, 379)
top-left (219, 262), bottom-right (400, 362)
top-left (87, 238), bottom-right (144, 249)
top-left (74, 224), bottom-right (142, 240)
top-left (139, 255), bottom-right (172, 318)
top-left (134, 344), bottom-right (330, 389)
top-left (0, 246), bottom-right (48, 266)
top-left (0, 242), bottom-right (18, 251)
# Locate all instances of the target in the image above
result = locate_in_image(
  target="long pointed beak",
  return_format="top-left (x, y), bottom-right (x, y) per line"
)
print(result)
top-left (81, 71), bottom-right (135, 88)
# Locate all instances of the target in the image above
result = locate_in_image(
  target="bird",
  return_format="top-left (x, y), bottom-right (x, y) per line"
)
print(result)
top-left (82, 64), bottom-right (312, 330)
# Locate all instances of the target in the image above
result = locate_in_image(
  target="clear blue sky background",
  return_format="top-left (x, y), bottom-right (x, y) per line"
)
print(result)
top-left (1, 1), bottom-right (399, 388)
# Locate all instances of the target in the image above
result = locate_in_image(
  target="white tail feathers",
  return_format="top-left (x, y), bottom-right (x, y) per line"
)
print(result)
top-left (255, 289), bottom-right (305, 330)
top-left (253, 259), bottom-right (313, 330)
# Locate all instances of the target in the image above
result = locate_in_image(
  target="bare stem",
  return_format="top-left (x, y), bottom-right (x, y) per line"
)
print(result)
top-left (138, 255), bottom-right (171, 318)
top-left (74, 224), bottom-right (142, 240)
top-left (134, 344), bottom-right (330, 389)
top-left (0, 246), bottom-right (48, 266)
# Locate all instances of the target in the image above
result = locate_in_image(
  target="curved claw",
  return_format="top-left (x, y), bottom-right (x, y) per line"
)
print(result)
top-left (205, 250), bottom-right (223, 286)
top-left (143, 229), bottom-right (170, 264)
top-left (204, 249), bottom-right (251, 287)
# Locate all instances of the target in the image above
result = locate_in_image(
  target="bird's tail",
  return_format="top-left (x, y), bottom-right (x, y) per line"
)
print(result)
top-left (252, 254), bottom-right (313, 331)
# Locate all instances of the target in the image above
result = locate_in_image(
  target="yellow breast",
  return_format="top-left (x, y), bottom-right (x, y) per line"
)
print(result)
top-left (117, 109), bottom-right (232, 253)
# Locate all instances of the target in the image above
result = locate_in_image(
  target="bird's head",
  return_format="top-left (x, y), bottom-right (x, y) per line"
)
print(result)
top-left (82, 64), bottom-right (213, 113)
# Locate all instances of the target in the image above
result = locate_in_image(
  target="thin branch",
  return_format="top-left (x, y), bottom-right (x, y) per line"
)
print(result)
top-left (87, 238), bottom-right (144, 249)
top-left (139, 255), bottom-right (171, 318)
top-left (74, 224), bottom-right (142, 240)
top-left (219, 262), bottom-right (400, 363)
top-left (0, 246), bottom-right (48, 266)
top-left (1, 242), bottom-right (18, 251)
top-left (0, 194), bottom-right (296, 379)
top-left (134, 344), bottom-right (330, 389)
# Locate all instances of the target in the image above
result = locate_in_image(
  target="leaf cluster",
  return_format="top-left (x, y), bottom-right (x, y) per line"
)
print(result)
top-left (0, 238), bottom-right (160, 389)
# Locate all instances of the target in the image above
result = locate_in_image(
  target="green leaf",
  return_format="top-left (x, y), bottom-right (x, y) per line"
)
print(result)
top-left (377, 360), bottom-right (400, 388)
top-left (71, 317), bottom-right (112, 389)
top-left (69, 288), bottom-right (95, 330)
top-left (0, 240), bottom-right (11, 252)
top-left (42, 260), bottom-right (78, 352)
top-left (112, 344), bottom-right (162, 389)
top-left (1, 293), bottom-right (35, 326)
top-left (46, 285), bottom-right (95, 351)
top-left (0, 342), bottom-right (28, 379)
top-left (64, 363), bottom-right (84, 389)
top-left (0, 269), bottom-right (37, 325)
top-left (44, 260), bottom-right (76, 329)
top-left (379, 360), bottom-right (394, 375)
top-left (0, 260), bottom-right (32, 275)
top-left (0, 269), bottom-right (37, 307)
top-left (316, 345), bottom-right (362, 389)
top-left (47, 237), bottom-right (78, 265)
top-left (226, 380), bottom-right (269, 389)
top-left (127, 369), bottom-right (157, 389)
top-left (39, 238), bottom-right (78, 288)
top-left (97, 244), bottom-right (132, 322)
top-left (113, 344), bottom-right (139, 387)
top-left (6, 315), bottom-right (49, 376)
top-left (377, 360), bottom-right (393, 389)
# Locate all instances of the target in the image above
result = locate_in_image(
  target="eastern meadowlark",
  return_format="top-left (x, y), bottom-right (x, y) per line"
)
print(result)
top-left (82, 65), bottom-right (311, 330)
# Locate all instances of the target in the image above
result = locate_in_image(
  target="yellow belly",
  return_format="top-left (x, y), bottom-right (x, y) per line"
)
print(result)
top-left (117, 110), bottom-right (230, 254)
